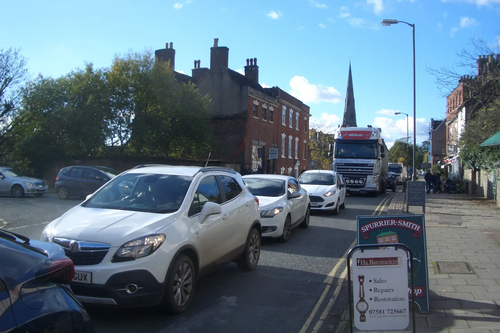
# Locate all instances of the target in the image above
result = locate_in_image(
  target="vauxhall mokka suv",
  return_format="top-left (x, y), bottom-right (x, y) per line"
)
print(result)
top-left (42, 165), bottom-right (262, 313)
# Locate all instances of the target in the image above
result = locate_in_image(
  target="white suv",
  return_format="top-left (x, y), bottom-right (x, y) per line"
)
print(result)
top-left (41, 165), bottom-right (262, 313)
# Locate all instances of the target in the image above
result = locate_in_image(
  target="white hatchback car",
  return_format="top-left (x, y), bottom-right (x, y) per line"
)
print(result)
top-left (298, 170), bottom-right (346, 215)
top-left (242, 175), bottom-right (310, 243)
top-left (41, 165), bottom-right (262, 313)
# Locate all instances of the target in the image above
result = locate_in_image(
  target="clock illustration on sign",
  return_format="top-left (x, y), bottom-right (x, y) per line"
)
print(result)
top-left (356, 275), bottom-right (369, 322)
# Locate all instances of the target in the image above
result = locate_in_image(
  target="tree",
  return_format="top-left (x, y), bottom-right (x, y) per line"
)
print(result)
top-left (0, 48), bottom-right (28, 160)
top-left (389, 140), bottom-right (410, 165)
top-left (308, 129), bottom-right (333, 170)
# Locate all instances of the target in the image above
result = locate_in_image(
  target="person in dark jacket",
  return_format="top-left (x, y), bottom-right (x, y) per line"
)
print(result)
top-left (424, 170), bottom-right (433, 194)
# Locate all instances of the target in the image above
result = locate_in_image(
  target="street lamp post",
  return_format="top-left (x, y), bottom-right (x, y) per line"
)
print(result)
top-left (382, 18), bottom-right (416, 181)
top-left (395, 112), bottom-right (409, 175)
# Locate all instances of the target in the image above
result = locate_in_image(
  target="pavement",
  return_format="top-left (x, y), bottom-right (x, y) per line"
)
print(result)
top-left (336, 186), bottom-right (500, 333)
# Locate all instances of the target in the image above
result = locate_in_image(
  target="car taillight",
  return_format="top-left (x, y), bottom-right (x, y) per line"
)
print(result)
top-left (36, 257), bottom-right (75, 284)
top-left (55, 175), bottom-right (59, 182)
top-left (254, 195), bottom-right (259, 207)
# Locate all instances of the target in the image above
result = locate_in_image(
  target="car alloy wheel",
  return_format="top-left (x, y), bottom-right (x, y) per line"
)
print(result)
top-left (237, 228), bottom-right (261, 271)
top-left (278, 216), bottom-right (292, 243)
top-left (11, 185), bottom-right (24, 198)
top-left (164, 255), bottom-right (195, 314)
top-left (57, 186), bottom-right (69, 200)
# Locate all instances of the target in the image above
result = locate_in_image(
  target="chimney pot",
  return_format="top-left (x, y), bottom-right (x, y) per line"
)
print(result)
top-left (214, 38), bottom-right (219, 47)
top-left (246, 59), bottom-right (249, 66)
top-left (170, 42), bottom-right (173, 49)
top-left (254, 58), bottom-right (257, 66)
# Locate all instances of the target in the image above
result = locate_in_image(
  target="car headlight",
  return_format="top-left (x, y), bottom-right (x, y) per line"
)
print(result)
top-left (41, 224), bottom-right (54, 242)
top-left (25, 181), bottom-right (34, 187)
top-left (260, 207), bottom-right (284, 218)
top-left (113, 234), bottom-right (166, 262)
top-left (324, 190), bottom-right (336, 197)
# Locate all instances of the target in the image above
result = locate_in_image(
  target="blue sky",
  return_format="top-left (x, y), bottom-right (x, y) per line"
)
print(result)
top-left (1, 0), bottom-right (499, 148)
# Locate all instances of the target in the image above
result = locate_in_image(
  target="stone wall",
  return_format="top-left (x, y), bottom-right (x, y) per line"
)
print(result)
top-left (463, 167), bottom-right (499, 207)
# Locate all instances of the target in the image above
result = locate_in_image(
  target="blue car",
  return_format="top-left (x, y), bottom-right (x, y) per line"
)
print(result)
top-left (0, 229), bottom-right (94, 332)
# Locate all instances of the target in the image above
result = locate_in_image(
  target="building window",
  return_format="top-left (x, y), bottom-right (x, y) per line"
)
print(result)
top-left (262, 106), bottom-right (267, 121)
top-left (282, 106), bottom-right (286, 126)
top-left (269, 108), bottom-right (274, 122)
top-left (289, 109), bottom-right (293, 128)
top-left (303, 140), bottom-right (306, 160)
top-left (288, 135), bottom-right (292, 159)
top-left (304, 118), bottom-right (307, 133)
top-left (253, 104), bottom-right (258, 118)
top-left (295, 113), bottom-right (299, 130)
top-left (295, 138), bottom-right (299, 159)
top-left (281, 133), bottom-right (286, 158)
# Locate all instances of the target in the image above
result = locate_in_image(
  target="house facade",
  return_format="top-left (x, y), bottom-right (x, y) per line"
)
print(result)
top-left (155, 39), bottom-right (310, 177)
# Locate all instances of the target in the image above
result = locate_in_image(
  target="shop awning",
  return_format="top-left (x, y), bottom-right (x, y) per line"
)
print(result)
top-left (480, 130), bottom-right (500, 147)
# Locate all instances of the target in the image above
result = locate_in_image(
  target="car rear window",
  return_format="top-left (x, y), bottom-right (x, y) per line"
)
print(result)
top-left (243, 178), bottom-right (285, 197)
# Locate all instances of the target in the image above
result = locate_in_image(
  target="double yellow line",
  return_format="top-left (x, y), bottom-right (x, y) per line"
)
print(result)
top-left (299, 194), bottom-right (394, 333)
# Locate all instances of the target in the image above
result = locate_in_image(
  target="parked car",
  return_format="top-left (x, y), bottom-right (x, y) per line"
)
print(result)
top-left (0, 166), bottom-right (48, 198)
top-left (242, 174), bottom-right (310, 243)
top-left (42, 165), bottom-right (262, 313)
top-left (386, 172), bottom-right (398, 192)
top-left (55, 165), bottom-right (118, 199)
top-left (298, 170), bottom-right (346, 215)
top-left (0, 229), bottom-right (94, 332)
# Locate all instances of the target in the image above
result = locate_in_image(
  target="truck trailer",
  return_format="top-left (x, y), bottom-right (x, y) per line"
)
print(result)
top-left (331, 126), bottom-right (388, 196)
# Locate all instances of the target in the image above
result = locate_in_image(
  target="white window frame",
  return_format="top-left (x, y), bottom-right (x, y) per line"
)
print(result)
top-left (281, 133), bottom-right (286, 157)
top-left (303, 140), bottom-right (307, 160)
top-left (288, 135), bottom-right (293, 159)
top-left (289, 109), bottom-right (293, 129)
top-left (295, 137), bottom-right (299, 159)
top-left (282, 106), bottom-right (286, 126)
top-left (295, 113), bottom-right (299, 130)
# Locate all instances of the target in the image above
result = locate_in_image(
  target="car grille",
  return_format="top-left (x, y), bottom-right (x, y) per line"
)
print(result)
top-left (71, 285), bottom-right (110, 298)
top-left (53, 237), bottom-right (110, 266)
top-left (336, 163), bottom-right (374, 176)
top-left (64, 249), bottom-right (108, 265)
top-left (309, 196), bottom-right (324, 203)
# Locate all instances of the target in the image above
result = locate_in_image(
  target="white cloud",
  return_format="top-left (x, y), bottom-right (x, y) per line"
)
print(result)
top-left (451, 27), bottom-right (459, 36)
top-left (236, 68), bottom-right (244, 75)
top-left (288, 76), bottom-right (342, 104)
top-left (308, 0), bottom-right (328, 8)
top-left (310, 113), bottom-right (342, 134)
top-left (441, 0), bottom-right (500, 6)
top-left (349, 18), bottom-right (365, 27)
top-left (319, 23), bottom-right (326, 28)
top-left (459, 16), bottom-right (478, 27)
top-left (340, 12), bottom-right (351, 18)
top-left (376, 108), bottom-right (399, 116)
top-left (174, 3), bottom-right (183, 9)
top-left (367, 0), bottom-right (384, 14)
top-left (267, 10), bottom-right (283, 19)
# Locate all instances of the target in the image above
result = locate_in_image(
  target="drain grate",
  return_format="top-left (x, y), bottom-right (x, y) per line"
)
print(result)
top-left (435, 261), bottom-right (473, 274)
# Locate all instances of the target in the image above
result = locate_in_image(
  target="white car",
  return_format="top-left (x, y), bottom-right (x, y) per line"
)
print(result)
top-left (41, 165), bottom-right (262, 313)
top-left (298, 170), bottom-right (346, 215)
top-left (242, 175), bottom-right (310, 243)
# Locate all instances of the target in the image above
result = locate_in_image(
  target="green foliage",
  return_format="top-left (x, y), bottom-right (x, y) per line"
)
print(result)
top-left (388, 140), bottom-right (410, 165)
top-left (459, 101), bottom-right (500, 170)
top-left (7, 50), bottom-right (213, 173)
top-left (309, 129), bottom-right (333, 170)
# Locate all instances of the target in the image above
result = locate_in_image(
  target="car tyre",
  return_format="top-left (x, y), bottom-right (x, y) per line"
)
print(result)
top-left (237, 228), bottom-right (261, 271)
top-left (299, 206), bottom-right (310, 228)
top-left (57, 186), bottom-right (70, 200)
top-left (332, 201), bottom-right (340, 215)
top-left (11, 185), bottom-right (24, 198)
top-left (340, 197), bottom-right (346, 209)
top-left (163, 254), bottom-right (195, 314)
top-left (278, 216), bottom-right (292, 243)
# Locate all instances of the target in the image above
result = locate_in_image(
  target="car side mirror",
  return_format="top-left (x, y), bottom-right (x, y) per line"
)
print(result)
top-left (288, 191), bottom-right (301, 199)
top-left (380, 153), bottom-right (385, 158)
top-left (199, 202), bottom-right (222, 224)
top-left (0, 175), bottom-right (4, 180)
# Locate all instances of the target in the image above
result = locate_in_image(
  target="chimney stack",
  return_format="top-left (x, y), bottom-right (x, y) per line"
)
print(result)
top-left (210, 38), bottom-right (229, 71)
top-left (244, 57), bottom-right (259, 84)
top-left (155, 42), bottom-right (175, 70)
top-left (192, 60), bottom-right (208, 81)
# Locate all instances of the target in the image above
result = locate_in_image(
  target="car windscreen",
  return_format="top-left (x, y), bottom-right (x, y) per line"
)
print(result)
top-left (243, 178), bottom-right (285, 197)
top-left (389, 166), bottom-right (402, 173)
top-left (298, 173), bottom-right (335, 185)
top-left (0, 169), bottom-right (19, 177)
top-left (334, 141), bottom-right (378, 159)
top-left (83, 173), bottom-right (192, 213)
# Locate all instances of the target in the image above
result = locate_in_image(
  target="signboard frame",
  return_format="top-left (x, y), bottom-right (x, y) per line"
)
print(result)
top-left (269, 148), bottom-right (278, 160)
top-left (347, 244), bottom-right (416, 332)
top-left (357, 214), bottom-right (430, 314)
top-left (406, 181), bottom-right (426, 213)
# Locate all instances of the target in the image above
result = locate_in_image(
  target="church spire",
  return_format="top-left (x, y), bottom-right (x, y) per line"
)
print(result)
top-left (342, 62), bottom-right (357, 127)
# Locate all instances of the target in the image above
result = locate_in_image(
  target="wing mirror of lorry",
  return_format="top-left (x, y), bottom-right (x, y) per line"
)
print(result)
top-left (380, 153), bottom-right (385, 158)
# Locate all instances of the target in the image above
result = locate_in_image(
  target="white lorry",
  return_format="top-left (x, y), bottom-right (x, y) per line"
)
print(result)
top-left (331, 126), bottom-right (388, 196)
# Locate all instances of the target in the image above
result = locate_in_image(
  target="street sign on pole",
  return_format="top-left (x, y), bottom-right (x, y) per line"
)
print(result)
top-left (269, 148), bottom-right (278, 160)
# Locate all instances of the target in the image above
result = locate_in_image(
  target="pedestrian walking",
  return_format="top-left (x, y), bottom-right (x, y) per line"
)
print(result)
top-left (424, 169), bottom-right (433, 194)
top-left (432, 172), bottom-right (438, 194)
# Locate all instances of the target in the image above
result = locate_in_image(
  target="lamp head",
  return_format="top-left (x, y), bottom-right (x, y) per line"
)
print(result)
top-left (395, 112), bottom-right (401, 115)
top-left (382, 19), bottom-right (398, 26)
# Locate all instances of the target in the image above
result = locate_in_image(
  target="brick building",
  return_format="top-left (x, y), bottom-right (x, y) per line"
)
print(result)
top-left (155, 39), bottom-right (310, 177)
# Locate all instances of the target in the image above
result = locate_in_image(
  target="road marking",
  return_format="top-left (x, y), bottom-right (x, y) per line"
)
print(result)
top-left (300, 194), bottom-right (394, 333)
top-left (3, 221), bottom-right (50, 231)
top-left (0, 218), bottom-right (7, 229)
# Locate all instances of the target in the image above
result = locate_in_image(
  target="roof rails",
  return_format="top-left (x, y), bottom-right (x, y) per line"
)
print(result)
top-left (132, 164), bottom-right (171, 169)
top-left (199, 166), bottom-right (237, 174)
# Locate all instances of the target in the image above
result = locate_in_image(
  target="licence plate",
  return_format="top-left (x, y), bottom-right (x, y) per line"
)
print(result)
top-left (310, 202), bottom-right (320, 207)
top-left (349, 189), bottom-right (360, 192)
top-left (74, 271), bottom-right (92, 284)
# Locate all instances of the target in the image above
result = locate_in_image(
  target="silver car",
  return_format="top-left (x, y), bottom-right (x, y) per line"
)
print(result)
top-left (0, 166), bottom-right (48, 198)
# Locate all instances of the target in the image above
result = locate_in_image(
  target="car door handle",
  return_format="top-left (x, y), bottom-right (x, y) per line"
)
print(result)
top-left (246, 202), bottom-right (251, 206)
top-left (222, 214), bottom-right (230, 220)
